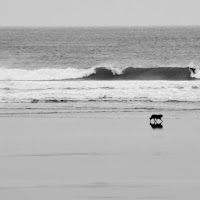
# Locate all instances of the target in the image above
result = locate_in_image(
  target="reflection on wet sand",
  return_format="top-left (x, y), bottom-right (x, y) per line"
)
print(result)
top-left (150, 122), bottom-right (163, 129)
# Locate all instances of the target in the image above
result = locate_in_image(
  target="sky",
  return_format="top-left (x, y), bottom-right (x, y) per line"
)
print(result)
top-left (0, 0), bottom-right (200, 26)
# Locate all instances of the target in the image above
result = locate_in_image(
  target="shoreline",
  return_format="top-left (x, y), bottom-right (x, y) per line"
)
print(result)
top-left (1, 110), bottom-right (200, 119)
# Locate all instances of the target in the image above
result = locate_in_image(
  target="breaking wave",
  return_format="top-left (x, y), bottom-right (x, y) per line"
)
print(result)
top-left (82, 67), bottom-right (198, 80)
top-left (0, 66), bottom-right (199, 81)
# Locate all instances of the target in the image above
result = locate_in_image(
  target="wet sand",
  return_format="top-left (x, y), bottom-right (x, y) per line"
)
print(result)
top-left (0, 117), bottom-right (200, 199)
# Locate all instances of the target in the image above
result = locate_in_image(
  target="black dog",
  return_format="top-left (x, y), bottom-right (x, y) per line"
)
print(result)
top-left (150, 114), bottom-right (163, 122)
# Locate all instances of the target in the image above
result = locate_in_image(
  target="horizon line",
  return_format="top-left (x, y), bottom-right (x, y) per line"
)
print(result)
top-left (0, 25), bottom-right (200, 28)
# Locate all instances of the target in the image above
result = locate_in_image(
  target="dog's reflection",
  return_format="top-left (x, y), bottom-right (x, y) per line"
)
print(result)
top-left (150, 121), bottom-right (163, 129)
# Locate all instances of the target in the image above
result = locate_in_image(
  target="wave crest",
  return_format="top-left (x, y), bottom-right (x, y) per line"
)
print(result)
top-left (83, 67), bottom-right (197, 80)
top-left (0, 66), bottom-right (198, 81)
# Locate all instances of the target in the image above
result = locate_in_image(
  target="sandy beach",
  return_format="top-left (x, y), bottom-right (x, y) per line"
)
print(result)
top-left (0, 116), bottom-right (200, 200)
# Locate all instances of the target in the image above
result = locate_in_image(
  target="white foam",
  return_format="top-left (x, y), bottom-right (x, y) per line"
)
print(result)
top-left (0, 63), bottom-right (124, 81)
top-left (1, 80), bottom-right (200, 103)
top-left (0, 67), bottom-right (94, 81)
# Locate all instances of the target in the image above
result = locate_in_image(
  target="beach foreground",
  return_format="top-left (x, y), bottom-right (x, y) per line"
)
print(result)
top-left (0, 117), bottom-right (200, 200)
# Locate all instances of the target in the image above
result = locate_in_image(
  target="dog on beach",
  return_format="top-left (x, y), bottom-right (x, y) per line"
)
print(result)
top-left (150, 114), bottom-right (163, 122)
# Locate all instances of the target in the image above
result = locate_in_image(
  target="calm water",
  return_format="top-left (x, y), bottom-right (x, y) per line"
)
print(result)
top-left (1, 27), bottom-right (200, 70)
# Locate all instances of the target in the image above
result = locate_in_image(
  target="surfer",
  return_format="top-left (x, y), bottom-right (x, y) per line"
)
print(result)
top-left (189, 67), bottom-right (196, 74)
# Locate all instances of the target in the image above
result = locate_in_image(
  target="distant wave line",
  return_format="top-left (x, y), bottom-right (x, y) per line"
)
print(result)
top-left (1, 98), bottom-right (200, 104)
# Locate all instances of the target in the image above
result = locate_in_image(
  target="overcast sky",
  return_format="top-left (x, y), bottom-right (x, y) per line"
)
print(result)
top-left (0, 0), bottom-right (199, 26)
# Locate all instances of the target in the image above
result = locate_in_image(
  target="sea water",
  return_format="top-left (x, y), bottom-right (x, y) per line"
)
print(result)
top-left (1, 27), bottom-right (200, 117)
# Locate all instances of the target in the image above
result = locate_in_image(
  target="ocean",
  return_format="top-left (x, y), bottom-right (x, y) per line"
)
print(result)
top-left (1, 27), bottom-right (200, 117)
